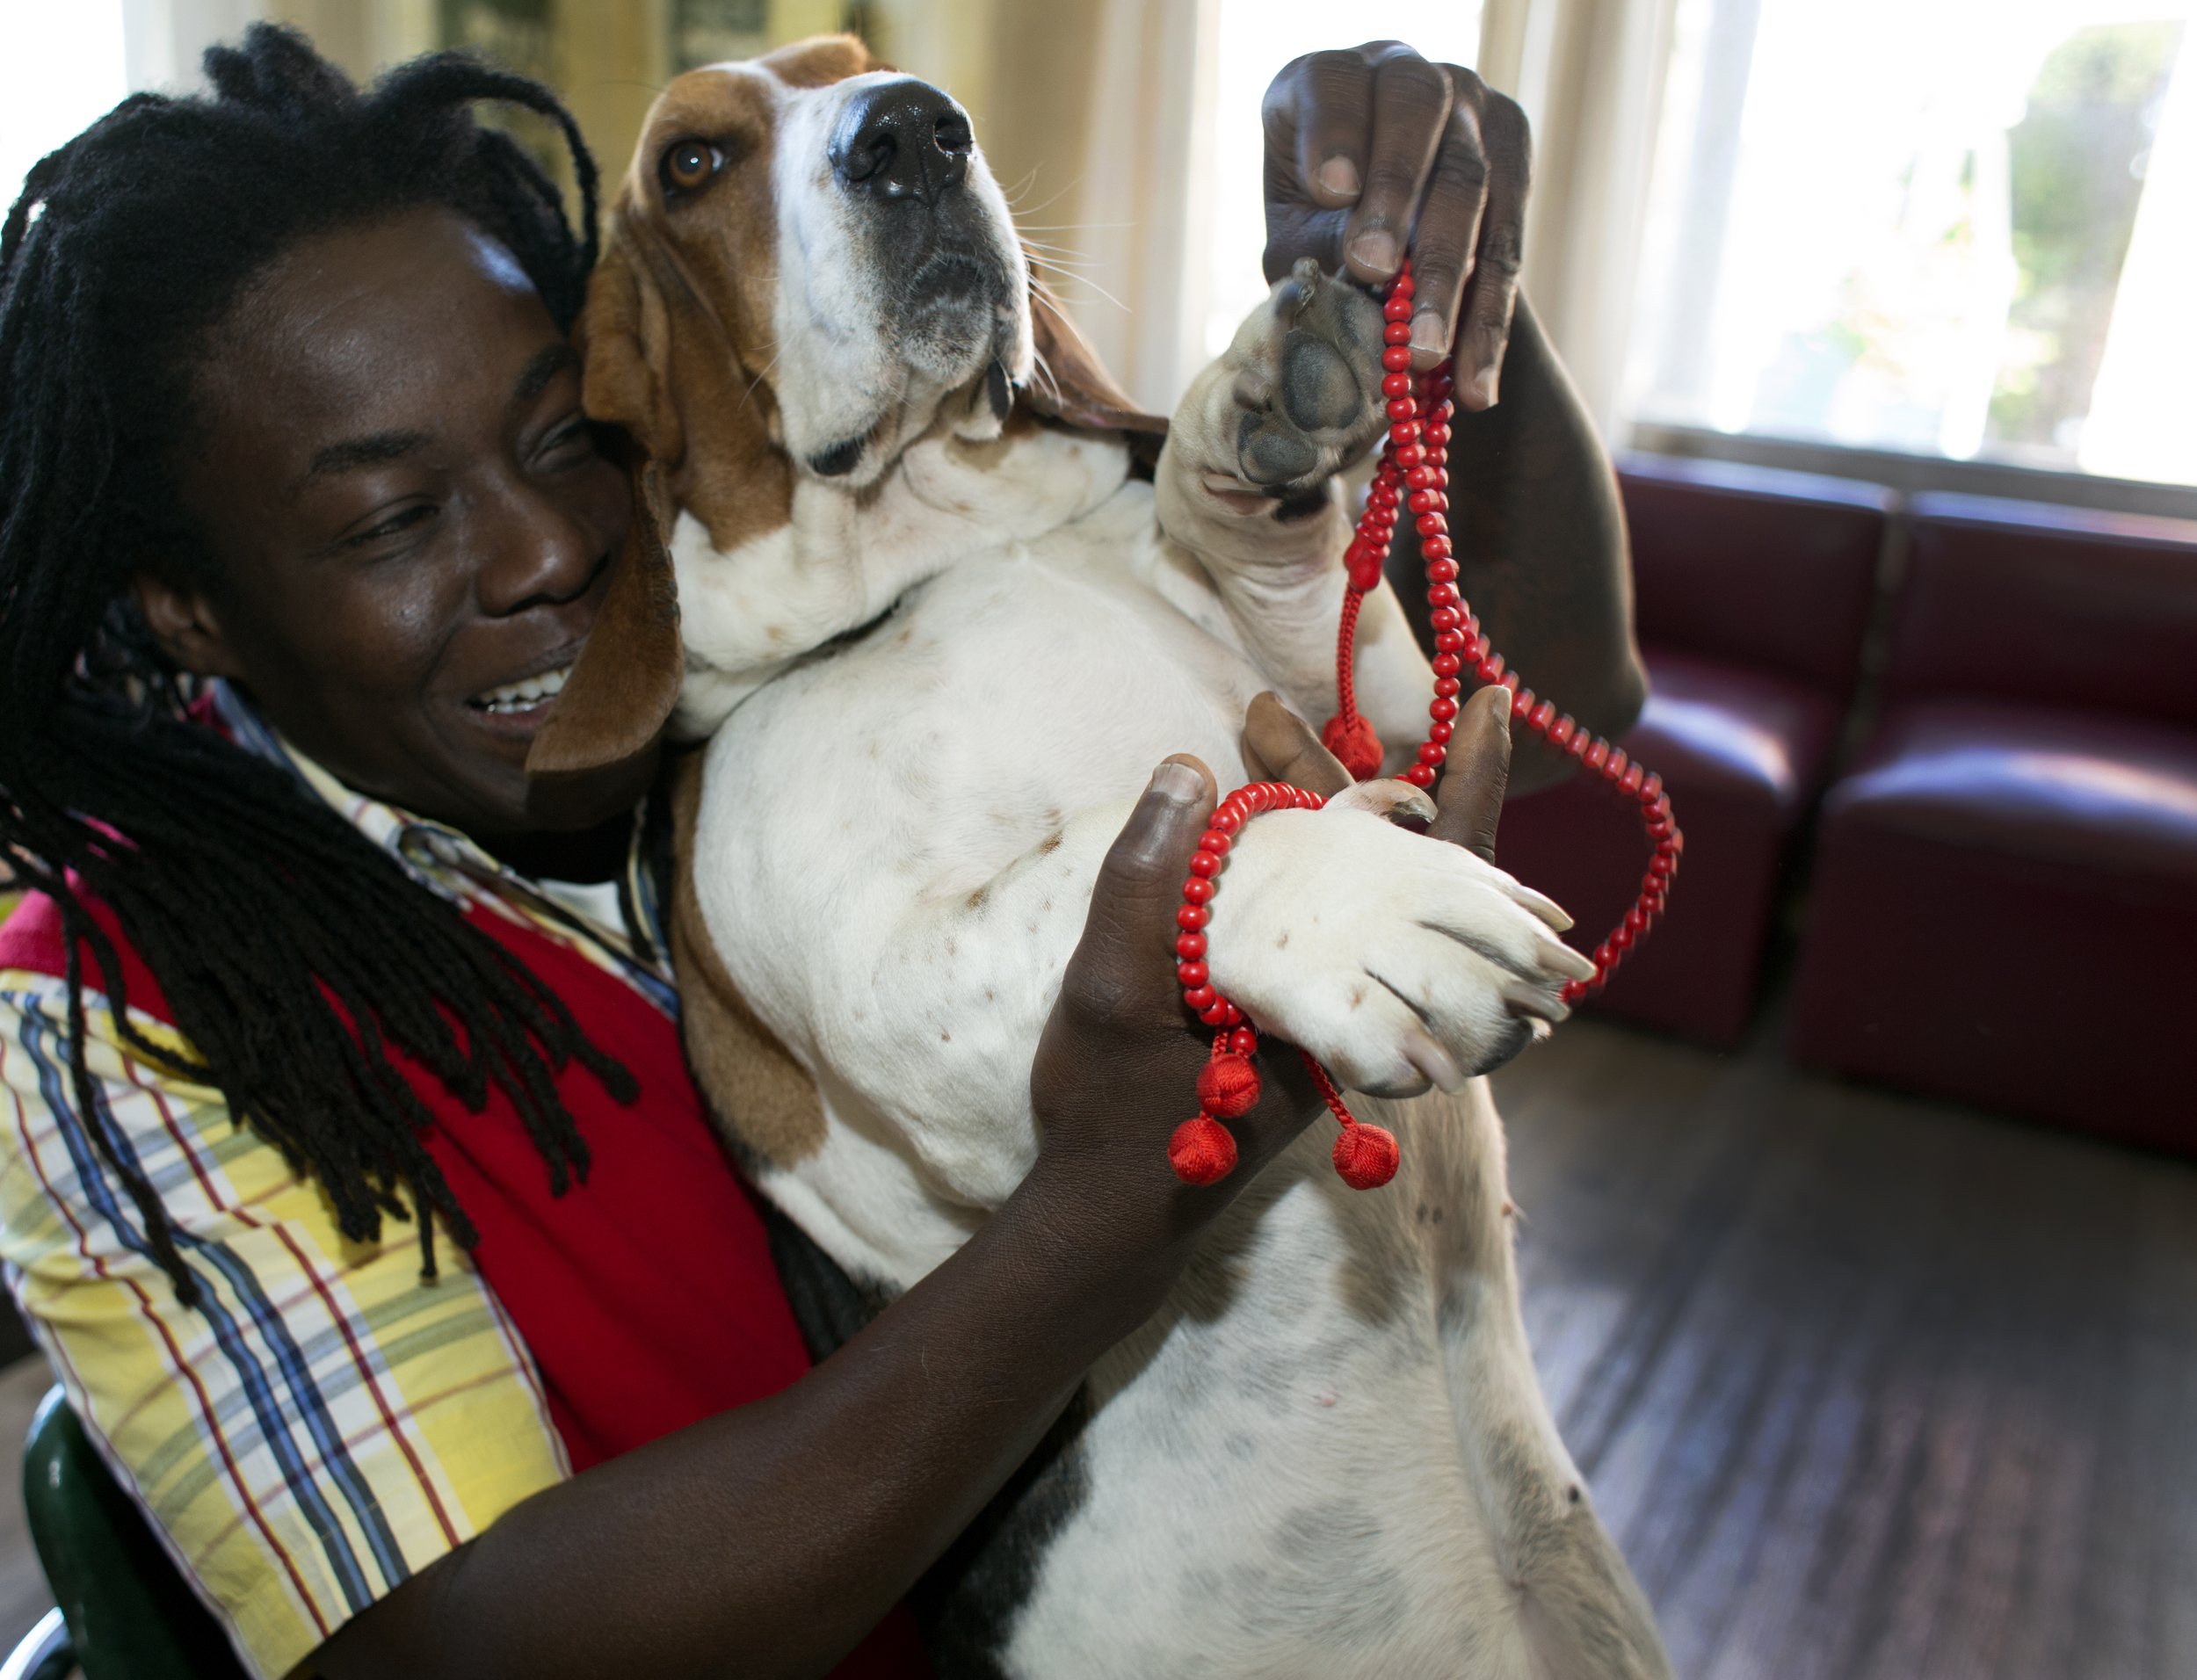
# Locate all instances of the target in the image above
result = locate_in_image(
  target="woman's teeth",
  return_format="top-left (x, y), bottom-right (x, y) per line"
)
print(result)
top-left (475, 666), bottom-right (571, 714)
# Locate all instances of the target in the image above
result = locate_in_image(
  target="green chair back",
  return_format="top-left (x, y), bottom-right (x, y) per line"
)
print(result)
top-left (21, 1387), bottom-right (246, 1679)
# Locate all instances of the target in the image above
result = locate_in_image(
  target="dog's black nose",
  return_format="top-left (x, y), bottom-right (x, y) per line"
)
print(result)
top-left (830, 80), bottom-right (972, 203)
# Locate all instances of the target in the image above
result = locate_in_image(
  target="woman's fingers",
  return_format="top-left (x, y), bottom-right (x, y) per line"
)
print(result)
top-left (1242, 688), bottom-right (1509, 865)
top-left (1282, 49), bottom-right (1380, 207)
top-left (1260, 42), bottom-right (1533, 399)
top-left (1263, 52), bottom-right (1363, 287)
top-left (1448, 81), bottom-right (1529, 402)
top-left (1428, 685), bottom-right (1512, 863)
top-left (1057, 756), bottom-right (1217, 1036)
top-left (1243, 692), bottom-right (1353, 797)
top-left (1339, 44), bottom-right (1454, 285)
top-left (1396, 86), bottom-right (1489, 373)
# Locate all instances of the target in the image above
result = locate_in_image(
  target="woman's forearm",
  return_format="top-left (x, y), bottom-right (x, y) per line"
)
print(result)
top-left (316, 1160), bottom-right (1190, 1680)
top-left (1386, 295), bottom-right (1648, 794)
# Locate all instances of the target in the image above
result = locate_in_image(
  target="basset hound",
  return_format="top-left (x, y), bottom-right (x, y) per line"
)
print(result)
top-left (535, 34), bottom-right (1671, 1680)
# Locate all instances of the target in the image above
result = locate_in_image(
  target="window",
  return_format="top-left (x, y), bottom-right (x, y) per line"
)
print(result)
top-left (1625, 0), bottom-right (2196, 487)
top-left (0, 2), bottom-right (126, 213)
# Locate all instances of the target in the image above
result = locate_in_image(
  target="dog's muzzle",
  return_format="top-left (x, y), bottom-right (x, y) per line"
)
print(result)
top-left (825, 76), bottom-right (1019, 388)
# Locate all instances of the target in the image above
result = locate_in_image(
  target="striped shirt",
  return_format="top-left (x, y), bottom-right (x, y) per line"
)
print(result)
top-left (0, 683), bottom-right (676, 1678)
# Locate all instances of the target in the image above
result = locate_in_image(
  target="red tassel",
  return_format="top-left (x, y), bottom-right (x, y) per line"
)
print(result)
top-left (1331, 1123), bottom-right (1399, 1190)
top-left (1195, 1054), bottom-right (1261, 1119)
top-left (1169, 1115), bottom-right (1239, 1185)
top-left (1320, 713), bottom-right (1383, 781)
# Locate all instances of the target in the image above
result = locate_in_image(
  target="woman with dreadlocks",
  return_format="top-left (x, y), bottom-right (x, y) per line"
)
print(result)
top-left (0, 21), bottom-right (1635, 1680)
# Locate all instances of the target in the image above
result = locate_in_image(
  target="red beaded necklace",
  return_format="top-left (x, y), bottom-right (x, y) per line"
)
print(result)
top-left (1167, 262), bottom-right (1685, 1191)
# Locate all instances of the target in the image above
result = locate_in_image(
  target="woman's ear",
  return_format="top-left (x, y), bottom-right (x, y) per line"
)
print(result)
top-left (133, 572), bottom-right (247, 678)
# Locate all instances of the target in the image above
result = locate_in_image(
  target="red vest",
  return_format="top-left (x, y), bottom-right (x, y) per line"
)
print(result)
top-left (0, 887), bottom-right (930, 1676)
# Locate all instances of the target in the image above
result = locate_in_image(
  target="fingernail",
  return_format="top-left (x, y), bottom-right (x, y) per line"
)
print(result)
top-left (1410, 311), bottom-right (1447, 359)
top-left (1471, 366), bottom-right (1500, 408)
top-left (1349, 229), bottom-right (1399, 276)
top-left (1149, 762), bottom-right (1203, 802)
top-left (1316, 156), bottom-right (1360, 199)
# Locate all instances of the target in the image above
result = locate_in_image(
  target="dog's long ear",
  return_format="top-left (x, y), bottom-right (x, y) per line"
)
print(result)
top-left (1022, 274), bottom-right (1169, 439)
top-left (575, 217), bottom-right (684, 470)
top-left (526, 445), bottom-right (683, 778)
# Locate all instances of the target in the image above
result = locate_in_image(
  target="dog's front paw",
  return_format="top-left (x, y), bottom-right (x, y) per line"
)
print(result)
top-left (1221, 257), bottom-right (1389, 495)
top-left (1207, 805), bottom-right (1596, 1093)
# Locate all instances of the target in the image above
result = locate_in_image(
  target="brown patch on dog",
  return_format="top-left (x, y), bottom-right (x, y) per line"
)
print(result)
top-left (668, 749), bottom-right (828, 1166)
top-left (762, 33), bottom-right (883, 87)
top-left (526, 447), bottom-right (682, 777)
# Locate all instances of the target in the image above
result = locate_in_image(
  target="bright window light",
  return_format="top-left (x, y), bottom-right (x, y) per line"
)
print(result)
top-left (0, 1), bottom-right (128, 218)
top-left (1628, 0), bottom-right (2196, 485)
top-left (1207, 2), bottom-right (1484, 360)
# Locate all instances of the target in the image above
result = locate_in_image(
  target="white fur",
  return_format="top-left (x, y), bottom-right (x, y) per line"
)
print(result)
top-left (671, 62), bottom-right (1670, 1677)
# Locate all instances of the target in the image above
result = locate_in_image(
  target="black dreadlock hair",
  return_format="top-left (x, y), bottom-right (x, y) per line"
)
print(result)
top-left (0, 24), bottom-right (634, 1306)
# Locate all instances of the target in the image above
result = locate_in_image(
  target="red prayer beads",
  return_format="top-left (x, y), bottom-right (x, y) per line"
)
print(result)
top-left (1323, 260), bottom-right (1681, 1009)
top-left (1169, 261), bottom-right (1682, 1189)
top-left (1170, 782), bottom-right (1400, 1190)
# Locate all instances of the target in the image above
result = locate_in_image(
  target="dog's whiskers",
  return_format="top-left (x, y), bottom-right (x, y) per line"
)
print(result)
top-left (1002, 174), bottom-right (1079, 218)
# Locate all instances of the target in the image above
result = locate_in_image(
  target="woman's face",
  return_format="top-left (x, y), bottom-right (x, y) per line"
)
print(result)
top-left (138, 206), bottom-right (650, 841)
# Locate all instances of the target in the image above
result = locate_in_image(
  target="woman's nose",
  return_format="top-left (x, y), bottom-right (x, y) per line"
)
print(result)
top-left (475, 479), bottom-right (605, 618)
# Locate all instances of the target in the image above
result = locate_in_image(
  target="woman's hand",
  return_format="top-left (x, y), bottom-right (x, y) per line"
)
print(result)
top-left (1025, 690), bottom-right (1520, 1271)
top-left (1261, 41), bottom-right (1530, 405)
top-left (1244, 686), bottom-right (1513, 858)
top-left (1025, 755), bottom-right (1327, 1282)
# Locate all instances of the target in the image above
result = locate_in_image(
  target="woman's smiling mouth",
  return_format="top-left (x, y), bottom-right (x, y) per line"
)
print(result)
top-left (471, 664), bottom-right (572, 715)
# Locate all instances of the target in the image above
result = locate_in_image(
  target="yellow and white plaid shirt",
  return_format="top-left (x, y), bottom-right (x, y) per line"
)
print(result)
top-left (0, 684), bottom-right (675, 1678)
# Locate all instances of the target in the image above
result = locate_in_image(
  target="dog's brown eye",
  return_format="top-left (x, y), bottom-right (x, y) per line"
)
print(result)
top-left (663, 139), bottom-right (722, 194)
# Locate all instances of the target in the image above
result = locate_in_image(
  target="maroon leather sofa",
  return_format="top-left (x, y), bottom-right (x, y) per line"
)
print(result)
top-left (1787, 494), bottom-right (2197, 1145)
top-left (1497, 456), bottom-right (1888, 1044)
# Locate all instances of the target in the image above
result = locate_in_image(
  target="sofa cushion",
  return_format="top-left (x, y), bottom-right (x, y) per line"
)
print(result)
top-left (1787, 812), bottom-right (2195, 1147)
top-left (1828, 699), bottom-right (2197, 895)
top-left (1790, 695), bottom-right (2197, 1141)
top-left (1890, 494), bottom-right (2197, 727)
top-left (1625, 646), bottom-right (1845, 811)
top-left (1619, 454), bottom-right (1887, 703)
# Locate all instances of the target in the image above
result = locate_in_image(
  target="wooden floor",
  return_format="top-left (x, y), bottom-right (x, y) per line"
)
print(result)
top-left (1494, 1006), bottom-right (2197, 1680)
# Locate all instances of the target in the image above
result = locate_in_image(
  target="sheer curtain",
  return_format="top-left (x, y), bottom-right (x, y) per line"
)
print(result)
top-left (1478, 0), bottom-right (1681, 442)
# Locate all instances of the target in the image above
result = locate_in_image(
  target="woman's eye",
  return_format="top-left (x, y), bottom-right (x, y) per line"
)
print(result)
top-left (540, 420), bottom-right (596, 463)
top-left (663, 138), bottom-right (724, 194)
top-left (348, 504), bottom-right (435, 547)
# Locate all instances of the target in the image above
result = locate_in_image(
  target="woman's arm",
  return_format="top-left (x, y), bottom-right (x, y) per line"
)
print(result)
top-left (323, 701), bottom-right (1520, 1679)
top-left (1390, 297), bottom-right (1648, 793)
top-left (315, 758), bottom-right (1323, 1680)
